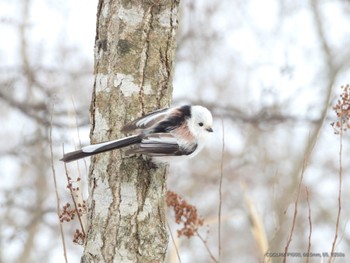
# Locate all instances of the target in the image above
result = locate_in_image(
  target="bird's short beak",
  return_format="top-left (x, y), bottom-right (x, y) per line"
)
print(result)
top-left (206, 127), bottom-right (214, 132)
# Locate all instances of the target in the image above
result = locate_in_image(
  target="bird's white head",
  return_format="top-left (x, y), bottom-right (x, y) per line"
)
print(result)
top-left (188, 105), bottom-right (214, 142)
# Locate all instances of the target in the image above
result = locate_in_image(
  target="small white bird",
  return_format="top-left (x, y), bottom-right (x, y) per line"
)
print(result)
top-left (61, 105), bottom-right (213, 163)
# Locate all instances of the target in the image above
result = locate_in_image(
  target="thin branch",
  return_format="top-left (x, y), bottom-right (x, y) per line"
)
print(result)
top-left (167, 221), bottom-right (182, 263)
top-left (70, 97), bottom-right (88, 227)
top-left (63, 155), bottom-right (86, 238)
top-left (217, 119), bottom-right (224, 262)
top-left (329, 112), bottom-right (343, 263)
top-left (305, 186), bottom-right (312, 263)
top-left (329, 84), bottom-right (350, 262)
top-left (196, 231), bottom-right (219, 263)
top-left (49, 101), bottom-right (68, 263)
top-left (283, 157), bottom-right (307, 263)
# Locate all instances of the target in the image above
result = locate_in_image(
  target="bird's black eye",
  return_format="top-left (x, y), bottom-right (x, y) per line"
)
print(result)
top-left (198, 122), bottom-right (203, 127)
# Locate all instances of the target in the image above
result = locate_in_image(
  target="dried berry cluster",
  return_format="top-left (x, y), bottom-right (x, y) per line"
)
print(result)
top-left (59, 203), bottom-right (76, 222)
top-left (77, 201), bottom-right (87, 216)
top-left (59, 200), bottom-right (87, 223)
top-left (73, 229), bottom-right (86, 245)
top-left (61, 171), bottom-right (87, 245)
top-left (166, 191), bottom-right (204, 238)
top-left (66, 176), bottom-right (81, 192)
top-left (332, 84), bottom-right (350, 134)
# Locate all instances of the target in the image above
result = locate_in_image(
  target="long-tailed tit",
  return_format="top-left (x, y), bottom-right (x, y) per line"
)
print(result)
top-left (61, 105), bottom-right (213, 163)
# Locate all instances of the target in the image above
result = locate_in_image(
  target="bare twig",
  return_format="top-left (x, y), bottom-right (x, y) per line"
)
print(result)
top-left (70, 98), bottom-right (87, 228)
top-left (329, 84), bottom-right (350, 262)
top-left (49, 101), bottom-right (68, 263)
top-left (167, 220), bottom-right (182, 263)
top-left (217, 119), bottom-right (224, 262)
top-left (283, 157), bottom-right (307, 263)
top-left (62, 155), bottom-right (86, 239)
top-left (305, 186), bottom-right (312, 263)
top-left (196, 231), bottom-right (219, 263)
top-left (329, 131), bottom-right (342, 263)
top-left (71, 97), bottom-right (89, 176)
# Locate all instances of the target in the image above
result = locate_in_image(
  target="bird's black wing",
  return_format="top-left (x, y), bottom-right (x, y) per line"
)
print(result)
top-left (121, 107), bottom-right (170, 133)
top-left (126, 133), bottom-right (197, 156)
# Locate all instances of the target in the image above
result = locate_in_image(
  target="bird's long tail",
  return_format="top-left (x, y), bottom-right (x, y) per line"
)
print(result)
top-left (60, 135), bottom-right (142, 162)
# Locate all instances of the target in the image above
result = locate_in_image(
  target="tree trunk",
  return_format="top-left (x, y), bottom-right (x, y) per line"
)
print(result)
top-left (81, 1), bottom-right (179, 262)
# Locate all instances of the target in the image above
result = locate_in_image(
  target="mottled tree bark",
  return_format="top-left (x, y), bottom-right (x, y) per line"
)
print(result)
top-left (81, 1), bottom-right (179, 262)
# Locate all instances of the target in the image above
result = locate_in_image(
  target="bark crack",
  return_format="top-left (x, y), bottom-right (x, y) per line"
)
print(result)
top-left (138, 5), bottom-right (155, 114)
